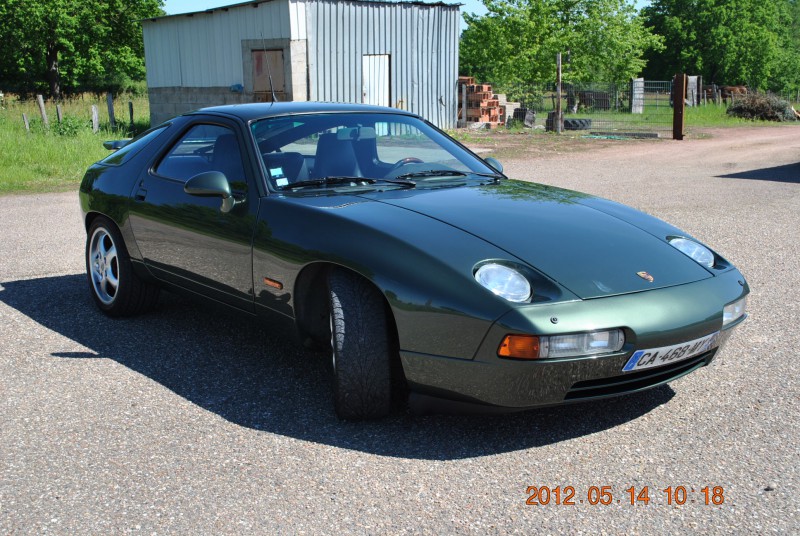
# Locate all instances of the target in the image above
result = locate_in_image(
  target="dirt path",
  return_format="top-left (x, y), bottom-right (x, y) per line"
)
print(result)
top-left (472, 125), bottom-right (800, 221)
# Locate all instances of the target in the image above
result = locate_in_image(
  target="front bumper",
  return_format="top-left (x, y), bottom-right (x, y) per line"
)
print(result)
top-left (400, 268), bottom-right (748, 409)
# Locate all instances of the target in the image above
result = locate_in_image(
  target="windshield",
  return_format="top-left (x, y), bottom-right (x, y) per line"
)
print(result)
top-left (250, 112), bottom-right (499, 192)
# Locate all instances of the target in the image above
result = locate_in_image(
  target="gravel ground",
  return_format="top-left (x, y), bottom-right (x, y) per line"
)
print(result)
top-left (1, 126), bottom-right (798, 534)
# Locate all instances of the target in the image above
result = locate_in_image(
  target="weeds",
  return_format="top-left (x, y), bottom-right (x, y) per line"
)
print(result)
top-left (0, 93), bottom-right (150, 194)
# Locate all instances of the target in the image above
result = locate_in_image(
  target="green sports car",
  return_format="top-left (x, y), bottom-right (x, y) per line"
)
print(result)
top-left (79, 102), bottom-right (749, 420)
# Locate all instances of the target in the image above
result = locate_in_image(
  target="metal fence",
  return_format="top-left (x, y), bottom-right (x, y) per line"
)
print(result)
top-left (499, 80), bottom-right (676, 138)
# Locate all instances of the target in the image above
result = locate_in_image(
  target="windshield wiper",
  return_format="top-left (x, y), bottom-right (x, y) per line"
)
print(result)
top-left (394, 170), bottom-right (468, 180)
top-left (469, 172), bottom-right (504, 181)
top-left (282, 176), bottom-right (416, 191)
top-left (375, 178), bottom-right (416, 188)
top-left (281, 176), bottom-right (374, 190)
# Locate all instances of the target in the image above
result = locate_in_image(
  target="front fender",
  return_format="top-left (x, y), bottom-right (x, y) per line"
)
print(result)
top-left (252, 194), bottom-right (545, 359)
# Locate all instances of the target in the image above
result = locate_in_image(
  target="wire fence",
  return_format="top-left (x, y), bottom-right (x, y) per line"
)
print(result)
top-left (498, 80), bottom-right (676, 137)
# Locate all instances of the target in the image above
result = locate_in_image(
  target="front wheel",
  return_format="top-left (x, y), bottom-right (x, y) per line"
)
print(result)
top-left (86, 216), bottom-right (159, 317)
top-left (328, 269), bottom-right (393, 420)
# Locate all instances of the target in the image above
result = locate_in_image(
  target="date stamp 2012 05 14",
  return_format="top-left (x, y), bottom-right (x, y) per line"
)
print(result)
top-left (525, 485), bottom-right (725, 506)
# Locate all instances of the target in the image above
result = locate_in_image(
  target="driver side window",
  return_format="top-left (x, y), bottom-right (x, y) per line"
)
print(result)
top-left (155, 124), bottom-right (247, 190)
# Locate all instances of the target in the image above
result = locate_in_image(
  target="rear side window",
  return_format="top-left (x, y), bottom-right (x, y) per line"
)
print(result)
top-left (99, 126), bottom-right (168, 166)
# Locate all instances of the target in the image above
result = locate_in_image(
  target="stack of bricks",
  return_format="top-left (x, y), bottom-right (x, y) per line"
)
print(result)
top-left (458, 76), bottom-right (504, 128)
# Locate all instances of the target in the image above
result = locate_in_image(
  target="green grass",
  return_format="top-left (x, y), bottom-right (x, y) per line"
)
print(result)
top-left (0, 94), bottom-right (150, 194)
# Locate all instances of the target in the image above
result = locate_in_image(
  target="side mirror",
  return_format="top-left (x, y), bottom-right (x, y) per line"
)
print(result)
top-left (484, 157), bottom-right (503, 174)
top-left (185, 171), bottom-right (236, 213)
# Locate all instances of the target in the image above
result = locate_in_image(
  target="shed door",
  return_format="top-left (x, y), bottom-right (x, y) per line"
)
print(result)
top-left (253, 50), bottom-right (285, 102)
top-left (362, 55), bottom-right (390, 107)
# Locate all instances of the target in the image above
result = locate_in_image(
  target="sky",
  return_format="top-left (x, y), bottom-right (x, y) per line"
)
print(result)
top-left (162, 0), bottom-right (650, 28)
top-left (162, 0), bottom-right (489, 20)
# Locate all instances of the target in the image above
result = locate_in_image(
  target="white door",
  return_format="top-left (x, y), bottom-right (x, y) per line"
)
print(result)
top-left (362, 55), bottom-right (390, 107)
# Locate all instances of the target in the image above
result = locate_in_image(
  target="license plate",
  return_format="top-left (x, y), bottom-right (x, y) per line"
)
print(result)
top-left (622, 331), bottom-right (720, 372)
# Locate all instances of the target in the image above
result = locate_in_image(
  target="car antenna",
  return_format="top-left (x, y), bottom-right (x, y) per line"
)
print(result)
top-left (260, 32), bottom-right (278, 104)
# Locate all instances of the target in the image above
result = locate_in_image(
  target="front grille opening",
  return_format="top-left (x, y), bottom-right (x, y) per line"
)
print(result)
top-left (565, 349), bottom-right (717, 401)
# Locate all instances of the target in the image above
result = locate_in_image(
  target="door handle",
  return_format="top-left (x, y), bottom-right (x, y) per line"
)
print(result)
top-left (134, 188), bottom-right (147, 201)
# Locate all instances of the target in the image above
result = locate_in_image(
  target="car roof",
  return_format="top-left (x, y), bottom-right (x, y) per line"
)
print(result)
top-left (188, 102), bottom-right (420, 122)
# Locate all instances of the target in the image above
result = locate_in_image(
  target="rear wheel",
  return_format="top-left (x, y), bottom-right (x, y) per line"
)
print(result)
top-left (327, 269), bottom-right (392, 420)
top-left (86, 216), bottom-right (159, 317)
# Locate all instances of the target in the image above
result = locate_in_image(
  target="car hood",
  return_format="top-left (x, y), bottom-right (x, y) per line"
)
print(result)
top-left (363, 181), bottom-right (713, 299)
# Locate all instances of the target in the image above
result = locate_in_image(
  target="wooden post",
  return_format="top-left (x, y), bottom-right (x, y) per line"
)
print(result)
top-left (673, 73), bottom-right (687, 140)
top-left (91, 105), bottom-right (99, 133)
top-left (107, 93), bottom-right (116, 128)
top-left (22, 113), bottom-right (30, 132)
top-left (36, 95), bottom-right (49, 127)
top-left (128, 101), bottom-right (134, 127)
top-left (56, 105), bottom-right (63, 124)
top-left (556, 53), bottom-right (563, 134)
top-left (697, 76), bottom-right (703, 106)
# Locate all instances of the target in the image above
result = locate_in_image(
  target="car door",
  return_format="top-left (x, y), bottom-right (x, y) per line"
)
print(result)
top-left (128, 118), bottom-right (259, 312)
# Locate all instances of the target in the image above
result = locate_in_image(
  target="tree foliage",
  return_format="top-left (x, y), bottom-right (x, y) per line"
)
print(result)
top-left (459, 0), bottom-right (664, 88)
top-left (0, 0), bottom-right (164, 99)
top-left (642, 0), bottom-right (800, 92)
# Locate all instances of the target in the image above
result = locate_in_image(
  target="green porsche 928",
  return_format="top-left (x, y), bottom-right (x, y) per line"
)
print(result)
top-left (79, 103), bottom-right (748, 420)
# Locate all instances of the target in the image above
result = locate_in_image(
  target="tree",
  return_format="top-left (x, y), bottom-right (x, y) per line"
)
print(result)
top-left (642, 0), bottom-right (797, 91)
top-left (459, 0), bottom-right (664, 89)
top-left (0, 0), bottom-right (164, 99)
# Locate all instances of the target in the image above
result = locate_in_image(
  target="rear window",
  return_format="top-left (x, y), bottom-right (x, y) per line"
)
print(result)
top-left (99, 126), bottom-right (168, 166)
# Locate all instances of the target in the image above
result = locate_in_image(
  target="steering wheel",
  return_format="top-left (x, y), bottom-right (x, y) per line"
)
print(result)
top-left (390, 157), bottom-right (424, 171)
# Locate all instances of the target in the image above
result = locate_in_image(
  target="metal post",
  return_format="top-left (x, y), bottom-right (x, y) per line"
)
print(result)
top-left (461, 84), bottom-right (467, 127)
top-left (556, 53), bottom-right (562, 134)
top-left (673, 73), bottom-right (687, 140)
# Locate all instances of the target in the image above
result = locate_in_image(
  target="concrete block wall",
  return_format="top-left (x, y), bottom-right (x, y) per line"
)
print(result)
top-left (148, 87), bottom-right (252, 126)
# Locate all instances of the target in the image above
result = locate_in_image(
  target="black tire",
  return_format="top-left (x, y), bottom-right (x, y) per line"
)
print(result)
top-left (328, 268), bottom-right (393, 420)
top-left (85, 216), bottom-right (159, 317)
top-left (563, 118), bottom-right (592, 131)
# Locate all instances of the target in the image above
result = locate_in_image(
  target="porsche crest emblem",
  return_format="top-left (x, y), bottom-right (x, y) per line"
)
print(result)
top-left (637, 271), bottom-right (654, 283)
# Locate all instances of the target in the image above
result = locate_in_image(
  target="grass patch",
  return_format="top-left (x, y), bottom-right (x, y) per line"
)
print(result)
top-left (0, 94), bottom-right (150, 194)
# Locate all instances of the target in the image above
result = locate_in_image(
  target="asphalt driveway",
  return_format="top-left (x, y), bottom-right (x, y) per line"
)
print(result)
top-left (1, 126), bottom-right (798, 533)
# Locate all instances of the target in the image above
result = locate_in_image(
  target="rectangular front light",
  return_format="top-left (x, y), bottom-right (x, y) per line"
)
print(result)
top-left (723, 297), bottom-right (747, 327)
top-left (540, 329), bottom-right (625, 359)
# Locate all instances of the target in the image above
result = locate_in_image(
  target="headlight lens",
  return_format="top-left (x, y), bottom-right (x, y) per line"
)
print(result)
top-left (723, 297), bottom-right (747, 326)
top-left (668, 237), bottom-right (715, 268)
top-left (474, 263), bottom-right (532, 303)
top-left (498, 329), bottom-right (625, 360)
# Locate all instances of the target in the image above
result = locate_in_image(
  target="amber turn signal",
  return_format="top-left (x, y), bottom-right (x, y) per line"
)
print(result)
top-left (498, 334), bottom-right (540, 359)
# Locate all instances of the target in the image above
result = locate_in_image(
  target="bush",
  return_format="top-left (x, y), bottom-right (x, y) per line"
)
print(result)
top-left (727, 93), bottom-right (797, 122)
top-left (53, 115), bottom-right (86, 137)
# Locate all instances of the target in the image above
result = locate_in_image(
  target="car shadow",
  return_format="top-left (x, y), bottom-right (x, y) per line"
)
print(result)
top-left (1, 274), bottom-right (676, 460)
top-left (718, 162), bottom-right (800, 183)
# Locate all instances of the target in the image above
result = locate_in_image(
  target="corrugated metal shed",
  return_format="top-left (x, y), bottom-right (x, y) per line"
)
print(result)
top-left (141, 0), bottom-right (460, 128)
top-left (143, 1), bottom-right (299, 88)
top-left (306, 0), bottom-right (460, 127)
